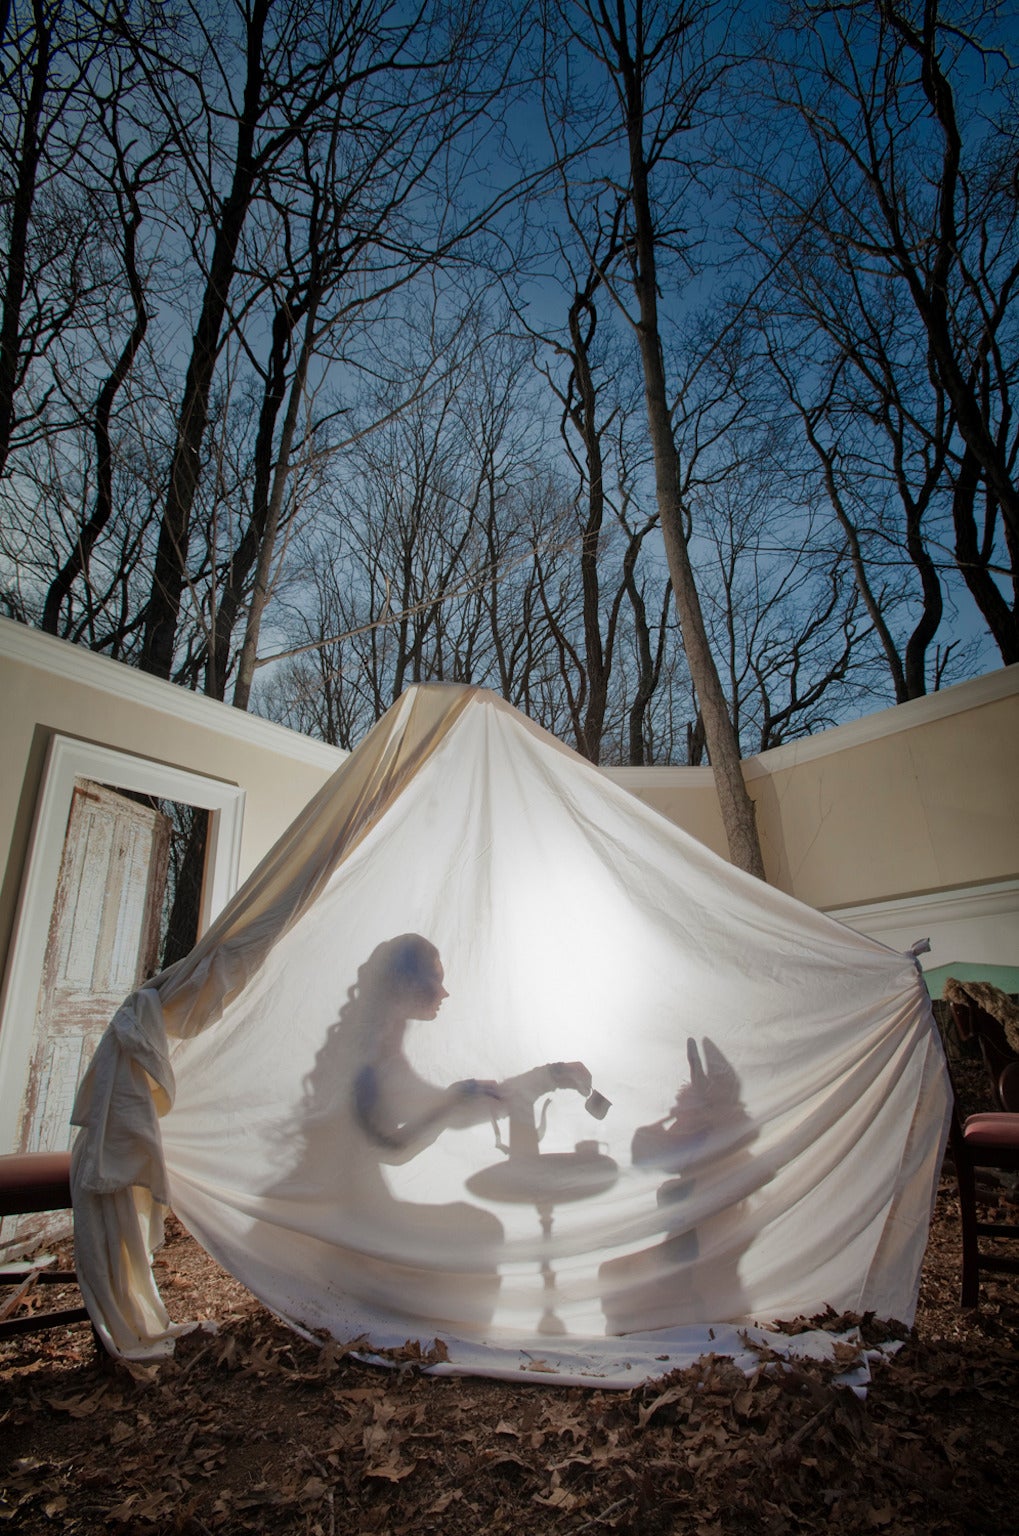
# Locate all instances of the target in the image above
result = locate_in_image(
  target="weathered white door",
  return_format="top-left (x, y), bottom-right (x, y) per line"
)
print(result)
top-left (16, 779), bottom-right (170, 1156)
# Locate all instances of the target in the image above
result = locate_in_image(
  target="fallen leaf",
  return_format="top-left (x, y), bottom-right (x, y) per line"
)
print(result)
top-left (45, 1393), bottom-right (104, 1418)
top-left (534, 1484), bottom-right (578, 1510)
top-left (299, 1476), bottom-right (330, 1501)
top-left (427, 1489), bottom-right (463, 1514)
top-left (363, 1455), bottom-right (416, 1482)
top-left (637, 1383), bottom-right (690, 1428)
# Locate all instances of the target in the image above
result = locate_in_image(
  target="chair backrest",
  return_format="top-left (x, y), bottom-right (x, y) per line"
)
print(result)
top-left (950, 1000), bottom-right (1019, 1110)
top-left (999, 1061), bottom-right (1019, 1113)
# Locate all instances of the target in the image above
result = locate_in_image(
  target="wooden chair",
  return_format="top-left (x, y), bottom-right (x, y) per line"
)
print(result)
top-left (0, 1151), bottom-right (90, 1339)
top-left (948, 1105), bottom-right (1019, 1307)
top-left (950, 996), bottom-right (1019, 1111)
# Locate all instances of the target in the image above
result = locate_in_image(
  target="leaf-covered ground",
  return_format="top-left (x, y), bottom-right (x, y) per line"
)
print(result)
top-left (3, 1083), bottom-right (1017, 1536)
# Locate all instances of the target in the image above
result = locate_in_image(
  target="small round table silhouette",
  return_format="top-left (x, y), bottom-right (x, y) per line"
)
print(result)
top-left (467, 1094), bottom-right (617, 1334)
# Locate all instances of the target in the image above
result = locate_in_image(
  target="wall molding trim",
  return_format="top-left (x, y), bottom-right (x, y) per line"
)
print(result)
top-left (606, 765), bottom-right (717, 789)
top-left (827, 878), bottom-right (1019, 936)
top-left (0, 618), bottom-right (346, 772)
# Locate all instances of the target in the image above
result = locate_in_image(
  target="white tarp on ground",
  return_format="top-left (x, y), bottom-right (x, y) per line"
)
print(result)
top-left (71, 685), bottom-right (951, 1383)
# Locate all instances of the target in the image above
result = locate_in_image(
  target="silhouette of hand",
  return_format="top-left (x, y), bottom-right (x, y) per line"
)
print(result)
top-left (549, 1060), bottom-right (593, 1096)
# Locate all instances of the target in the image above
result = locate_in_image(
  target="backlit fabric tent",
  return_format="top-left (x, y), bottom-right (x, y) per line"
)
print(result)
top-left (70, 685), bottom-right (951, 1383)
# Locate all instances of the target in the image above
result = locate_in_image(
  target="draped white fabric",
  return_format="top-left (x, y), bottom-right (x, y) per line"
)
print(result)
top-left (71, 685), bottom-right (950, 1381)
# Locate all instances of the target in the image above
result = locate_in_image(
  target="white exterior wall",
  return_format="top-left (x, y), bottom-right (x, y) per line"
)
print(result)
top-left (3, 618), bottom-right (1017, 1031)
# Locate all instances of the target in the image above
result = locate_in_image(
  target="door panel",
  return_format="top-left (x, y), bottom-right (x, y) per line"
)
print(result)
top-left (1, 782), bottom-right (170, 1254)
top-left (22, 780), bottom-right (170, 1156)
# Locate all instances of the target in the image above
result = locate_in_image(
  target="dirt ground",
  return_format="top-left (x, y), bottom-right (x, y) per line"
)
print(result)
top-left (2, 1063), bottom-right (1017, 1536)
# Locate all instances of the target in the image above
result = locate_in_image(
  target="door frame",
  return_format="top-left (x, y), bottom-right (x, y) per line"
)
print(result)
top-left (0, 736), bottom-right (244, 1150)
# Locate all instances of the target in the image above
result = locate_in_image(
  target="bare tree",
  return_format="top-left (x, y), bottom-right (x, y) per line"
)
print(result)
top-left (4, 0), bottom-right (530, 699)
top-left (738, 0), bottom-right (1018, 673)
top-left (695, 467), bottom-right (873, 751)
top-left (255, 324), bottom-right (598, 749)
top-left (542, 0), bottom-right (765, 873)
top-left (0, 0), bottom-right (88, 475)
top-left (128, 0), bottom-right (514, 681)
top-left (757, 322), bottom-right (956, 701)
top-left (521, 223), bottom-right (680, 763)
top-left (38, 46), bottom-right (171, 639)
top-left (6, 0), bottom-right (1008, 778)
top-left (257, 330), bottom-right (522, 738)
top-left (603, 422), bottom-right (677, 765)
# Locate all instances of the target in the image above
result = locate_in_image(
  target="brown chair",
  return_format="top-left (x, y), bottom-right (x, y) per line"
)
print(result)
top-left (948, 1105), bottom-right (1019, 1307)
top-left (950, 996), bottom-right (1019, 1111)
top-left (0, 1151), bottom-right (90, 1339)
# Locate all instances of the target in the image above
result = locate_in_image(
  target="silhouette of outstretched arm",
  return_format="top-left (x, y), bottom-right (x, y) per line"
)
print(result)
top-left (353, 1064), bottom-right (505, 1159)
top-left (354, 1060), bottom-right (594, 1159)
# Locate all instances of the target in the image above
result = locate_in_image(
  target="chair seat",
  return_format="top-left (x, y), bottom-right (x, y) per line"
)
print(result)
top-left (0, 1151), bottom-right (73, 1216)
top-left (962, 1113), bottom-right (1019, 1152)
top-left (0, 1151), bottom-right (89, 1339)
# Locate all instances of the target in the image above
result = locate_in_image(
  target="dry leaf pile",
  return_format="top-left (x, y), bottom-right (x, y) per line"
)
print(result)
top-left (2, 1059), bottom-right (1017, 1535)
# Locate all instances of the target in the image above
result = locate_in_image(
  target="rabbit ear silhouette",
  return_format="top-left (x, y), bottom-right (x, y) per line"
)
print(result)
top-left (701, 1037), bottom-right (741, 1104)
top-left (686, 1036), bottom-right (706, 1091)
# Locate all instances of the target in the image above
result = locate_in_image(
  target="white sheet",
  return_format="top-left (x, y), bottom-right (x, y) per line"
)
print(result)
top-left (71, 685), bottom-right (950, 1377)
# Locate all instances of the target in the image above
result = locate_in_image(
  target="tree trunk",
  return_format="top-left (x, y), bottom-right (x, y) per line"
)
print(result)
top-left (881, 2), bottom-right (1019, 549)
top-left (649, 393), bottom-right (766, 876)
top-left (952, 446), bottom-right (1019, 665)
top-left (232, 298), bottom-right (317, 710)
top-left (42, 198), bottom-right (148, 636)
top-left (566, 291), bottom-right (609, 762)
top-left (0, 0), bottom-right (50, 477)
top-left (139, 0), bottom-right (270, 679)
top-left (619, 46), bottom-right (765, 876)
